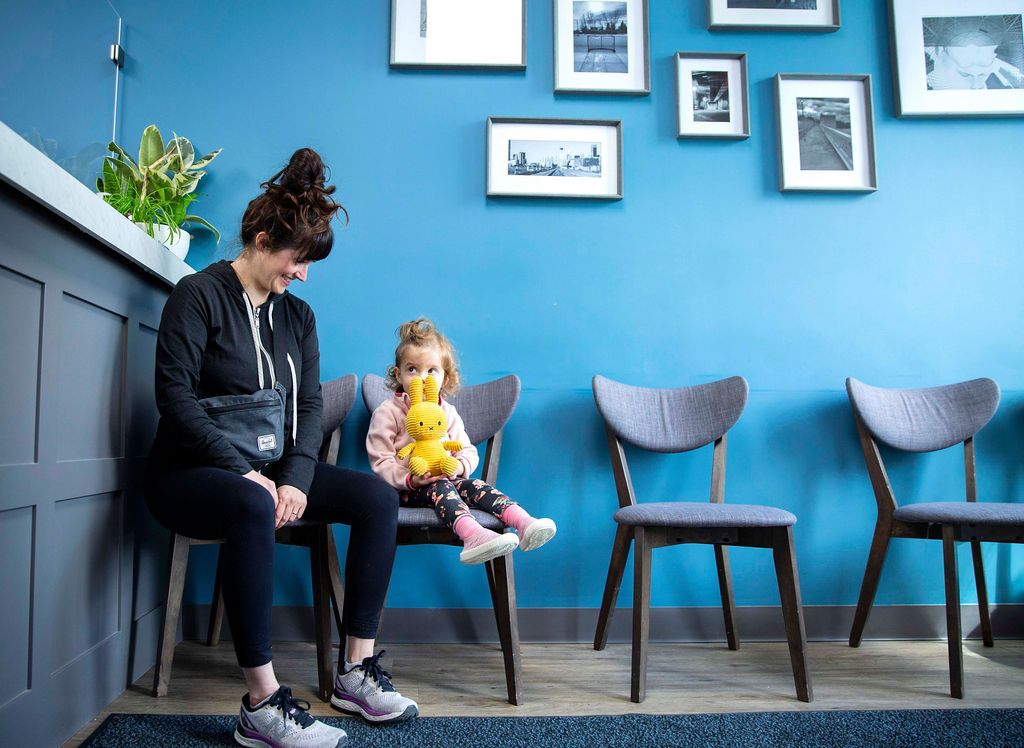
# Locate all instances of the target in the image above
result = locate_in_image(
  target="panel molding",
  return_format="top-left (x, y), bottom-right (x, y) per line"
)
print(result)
top-left (181, 603), bottom-right (1024, 644)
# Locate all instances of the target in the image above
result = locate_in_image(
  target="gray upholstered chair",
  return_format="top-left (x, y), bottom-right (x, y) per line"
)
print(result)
top-left (154, 374), bottom-right (356, 702)
top-left (846, 376), bottom-right (1024, 698)
top-left (591, 375), bottom-right (812, 704)
top-left (361, 372), bottom-right (524, 704)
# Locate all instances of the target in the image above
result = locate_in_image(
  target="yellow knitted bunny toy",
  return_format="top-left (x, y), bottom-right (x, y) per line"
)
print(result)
top-left (397, 375), bottom-right (464, 477)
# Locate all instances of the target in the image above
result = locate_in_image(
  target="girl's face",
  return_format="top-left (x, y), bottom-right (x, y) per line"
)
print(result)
top-left (397, 344), bottom-right (446, 394)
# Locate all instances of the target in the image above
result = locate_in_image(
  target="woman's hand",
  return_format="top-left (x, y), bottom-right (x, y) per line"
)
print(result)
top-left (275, 484), bottom-right (308, 528)
top-left (409, 472), bottom-right (444, 489)
top-left (243, 470), bottom-right (278, 503)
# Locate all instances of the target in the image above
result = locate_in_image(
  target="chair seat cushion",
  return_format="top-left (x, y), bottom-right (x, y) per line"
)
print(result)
top-left (613, 502), bottom-right (796, 528)
top-left (894, 501), bottom-right (1024, 526)
top-left (397, 507), bottom-right (504, 531)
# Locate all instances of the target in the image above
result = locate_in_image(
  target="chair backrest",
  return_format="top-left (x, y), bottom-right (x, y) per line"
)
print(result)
top-left (592, 375), bottom-right (748, 453)
top-left (361, 373), bottom-right (522, 484)
top-left (319, 374), bottom-right (357, 464)
top-left (846, 377), bottom-right (1000, 454)
top-left (322, 374), bottom-right (358, 435)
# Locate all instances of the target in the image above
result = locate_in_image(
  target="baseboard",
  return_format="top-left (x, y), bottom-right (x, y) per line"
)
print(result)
top-left (181, 604), bottom-right (1024, 644)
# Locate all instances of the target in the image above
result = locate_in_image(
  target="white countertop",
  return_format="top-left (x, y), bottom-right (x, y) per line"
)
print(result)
top-left (0, 119), bottom-right (193, 287)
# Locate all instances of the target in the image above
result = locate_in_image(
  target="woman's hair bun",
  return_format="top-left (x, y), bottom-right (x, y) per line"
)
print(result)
top-left (241, 147), bottom-right (348, 263)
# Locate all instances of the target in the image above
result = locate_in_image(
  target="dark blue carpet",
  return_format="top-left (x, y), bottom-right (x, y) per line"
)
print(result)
top-left (80, 709), bottom-right (1024, 747)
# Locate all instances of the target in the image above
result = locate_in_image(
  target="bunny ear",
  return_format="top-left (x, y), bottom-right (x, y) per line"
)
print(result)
top-left (424, 375), bottom-right (440, 405)
top-left (408, 377), bottom-right (424, 405)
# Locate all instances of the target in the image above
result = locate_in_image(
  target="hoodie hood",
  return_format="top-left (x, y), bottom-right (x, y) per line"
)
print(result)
top-left (204, 259), bottom-right (288, 305)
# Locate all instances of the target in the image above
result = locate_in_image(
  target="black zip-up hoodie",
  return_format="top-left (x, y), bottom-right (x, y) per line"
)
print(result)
top-left (148, 260), bottom-right (322, 494)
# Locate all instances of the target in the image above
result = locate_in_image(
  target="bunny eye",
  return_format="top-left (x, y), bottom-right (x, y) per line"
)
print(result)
top-left (419, 421), bottom-right (423, 426)
top-left (437, 420), bottom-right (442, 425)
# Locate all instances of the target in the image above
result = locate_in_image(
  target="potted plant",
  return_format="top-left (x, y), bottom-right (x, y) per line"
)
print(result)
top-left (97, 124), bottom-right (221, 259)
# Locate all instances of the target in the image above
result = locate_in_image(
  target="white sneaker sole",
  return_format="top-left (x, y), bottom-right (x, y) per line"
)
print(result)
top-left (235, 725), bottom-right (349, 747)
top-left (459, 533), bottom-right (519, 564)
top-left (330, 693), bottom-right (419, 723)
top-left (519, 518), bottom-right (557, 551)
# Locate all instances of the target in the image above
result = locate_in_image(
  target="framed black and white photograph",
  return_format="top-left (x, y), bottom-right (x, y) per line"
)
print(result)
top-left (774, 74), bottom-right (877, 192)
top-left (553, 0), bottom-right (650, 94)
top-left (889, 0), bottom-right (1024, 116)
top-left (486, 117), bottom-right (623, 199)
top-left (675, 52), bottom-right (750, 139)
top-left (390, 0), bottom-right (526, 69)
top-left (707, 0), bottom-right (840, 32)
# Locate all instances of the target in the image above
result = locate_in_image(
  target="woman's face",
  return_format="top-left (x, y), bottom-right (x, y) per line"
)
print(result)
top-left (257, 245), bottom-right (310, 295)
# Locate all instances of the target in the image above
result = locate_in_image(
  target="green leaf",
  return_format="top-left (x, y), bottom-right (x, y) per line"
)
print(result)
top-left (189, 148), bottom-right (221, 170)
top-left (101, 159), bottom-right (123, 194)
top-left (148, 170), bottom-right (174, 192)
top-left (106, 157), bottom-right (141, 191)
top-left (139, 125), bottom-right (164, 170)
top-left (107, 142), bottom-right (140, 174)
top-left (174, 171), bottom-right (201, 195)
top-left (182, 214), bottom-right (221, 243)
top-left (165, 136), bottom-right (195, 171)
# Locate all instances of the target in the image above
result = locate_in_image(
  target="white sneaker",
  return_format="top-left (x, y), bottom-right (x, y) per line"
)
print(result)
top-left (331, 650), bottom-right (419, 723)
top-left (235, 686), bottom-right (347, 748)
top-left (459, 527), bottom-right (520, 565)
top-left (519, 517), bottom-right (557, 551)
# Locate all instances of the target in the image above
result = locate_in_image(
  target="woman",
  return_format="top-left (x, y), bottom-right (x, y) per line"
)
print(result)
top-left (146, 148), bottom-right (416, 748)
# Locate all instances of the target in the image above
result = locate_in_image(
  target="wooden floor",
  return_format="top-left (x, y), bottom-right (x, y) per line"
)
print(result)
top-left (65, 638), bottom-right (1024, 746)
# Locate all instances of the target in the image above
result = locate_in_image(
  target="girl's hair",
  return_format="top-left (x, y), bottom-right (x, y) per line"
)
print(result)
top-left (385, 317), bottom-right (462, 395)
top-left (239, 148), bottom-right (348, 262)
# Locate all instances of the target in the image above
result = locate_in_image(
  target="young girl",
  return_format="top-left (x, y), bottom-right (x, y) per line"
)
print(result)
top-left (366, 318), bottom-right (556, 565)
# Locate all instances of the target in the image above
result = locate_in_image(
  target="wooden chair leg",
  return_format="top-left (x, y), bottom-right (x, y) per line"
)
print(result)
top-left (324, 527), bottom-right (345, 639)
top-left (970, 539), bottom-right (993, 647)
top-left (153, 534), bottom-right (190, 697)
top-left (488, 552), bottom-right (522, 705)
top-left (207, 547), bottom-right (225, 646)
top-left (849, 521), bottom-right (892, 647)
top-left (772, 526), bottom-right (813, 702)
top-left (714, 543), bottom-right (739, 651)
top-left (309, 528), bottom-right (335, 702)
top-left (630, 526), bottom-right (651, 704)
top-left (594, 524), bottom-right (631, 651)
top-left (942, 524), bottom-right (964, 699)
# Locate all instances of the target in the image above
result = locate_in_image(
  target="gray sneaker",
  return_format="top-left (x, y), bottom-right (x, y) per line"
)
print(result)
top-left (330, 650), bottom-right (418, 723)
top-left (235, 686), bottom-right (347, 748)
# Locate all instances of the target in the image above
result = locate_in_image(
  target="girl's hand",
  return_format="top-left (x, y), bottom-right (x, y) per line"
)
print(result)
top-left (275, 485), bottom-right (308, 528)
top-left (243, 470), bottom-right (278, 503)
top-left (409, 472), bottom-right (444, 489)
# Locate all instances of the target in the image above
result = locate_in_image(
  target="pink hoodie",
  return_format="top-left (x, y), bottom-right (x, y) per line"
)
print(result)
top-left (366, 392), bottom-right (480, 491)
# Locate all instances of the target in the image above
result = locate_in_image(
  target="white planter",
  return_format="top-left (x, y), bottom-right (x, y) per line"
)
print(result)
top-left (135, 221), bottom-right (191, 260)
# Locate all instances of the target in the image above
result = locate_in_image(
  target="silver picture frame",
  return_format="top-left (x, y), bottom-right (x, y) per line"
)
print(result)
top-left (707, 0), bottom-right (840, 32)
top-left (486, 117), bottom-right (623, 199)
top-left (390, 0), bottom-right (527, 69)
top-left (889, 0), bottom-right (1024, 117)
top-left (774, 73), bottom-right (878, 192)
top-left (675, 52), bottom-right (751, 139)
top-left (553, 0), bottom-right (650, 94)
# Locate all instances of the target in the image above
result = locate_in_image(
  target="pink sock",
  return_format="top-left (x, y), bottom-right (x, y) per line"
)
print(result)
top-left (453, 514), bottom-right (484, 541)
top-left (500, 505), bottom-right (533, 534)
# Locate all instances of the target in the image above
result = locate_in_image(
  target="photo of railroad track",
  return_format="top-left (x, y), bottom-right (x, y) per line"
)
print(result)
top-left (796, 97), bottom-right (852, 171)
top-left (508, 140), bottom-right (602, 177)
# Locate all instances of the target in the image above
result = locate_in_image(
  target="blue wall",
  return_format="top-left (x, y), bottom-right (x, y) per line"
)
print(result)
top-left (5, 1), bottom-right (1023, 613)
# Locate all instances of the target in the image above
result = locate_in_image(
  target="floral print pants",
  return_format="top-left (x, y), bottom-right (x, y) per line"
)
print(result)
top-left (403, 477), bottom-right (517, 530)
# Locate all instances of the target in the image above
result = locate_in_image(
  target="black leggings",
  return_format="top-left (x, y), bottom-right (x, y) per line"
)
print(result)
top-left (404, 477), bottom-right (518, 529)
top-left (145, 462), bottom-right (398, 668)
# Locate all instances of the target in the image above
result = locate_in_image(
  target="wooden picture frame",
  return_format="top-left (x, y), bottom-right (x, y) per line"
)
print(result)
top-left (889, 0), bottom-right (1024, 117)
top-left (707, 0), bottom-right (840, 32)
top-left (486, 117), bottom-right (623, 199)
top-left (553, 0), bottom-right (650, 94)
top-left (675, 52), bottom-right (751, 139)
top-left (774, 73), bottom-right (878, 192)
top-left (390, 0), bottom-right (527, 69)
